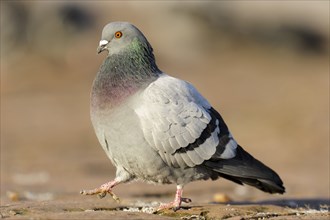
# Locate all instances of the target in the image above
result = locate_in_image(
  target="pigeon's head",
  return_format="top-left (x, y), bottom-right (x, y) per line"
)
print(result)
top-left (97, 22), bottom-right (151, 56)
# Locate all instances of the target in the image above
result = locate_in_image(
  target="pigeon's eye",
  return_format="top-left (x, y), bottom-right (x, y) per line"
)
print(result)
top-left (114, 31), bottom-right (123, 38)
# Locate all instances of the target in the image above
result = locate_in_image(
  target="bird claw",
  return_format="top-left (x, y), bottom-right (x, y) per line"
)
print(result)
top-left (80, 182), bottom-right (120, 203)
top-left (157, 197), bottom-right (192, 212)
top-left (97, 191), bottom-right (107, 199)
top-left (80, 189), bottom-right (120, 202)
top-left (108, 191), bottom-right (120, 203)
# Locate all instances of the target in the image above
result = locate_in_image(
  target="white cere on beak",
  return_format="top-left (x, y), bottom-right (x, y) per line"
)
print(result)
top-left (99, 40), bottom-right (109, 46)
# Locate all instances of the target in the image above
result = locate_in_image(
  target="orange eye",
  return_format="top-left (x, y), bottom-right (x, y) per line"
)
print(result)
top-left (114, 31), bottom-right (123, 38)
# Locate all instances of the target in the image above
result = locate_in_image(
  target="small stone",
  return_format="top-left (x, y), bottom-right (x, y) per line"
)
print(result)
top-left (6, 191), bottom-right (20, 201)
top-left (9, 210), bottom-right (17, 216)
top-left (213, 193), bottom-right (231, 203)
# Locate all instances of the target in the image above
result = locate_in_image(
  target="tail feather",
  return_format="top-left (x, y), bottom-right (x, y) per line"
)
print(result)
top-left (204, 145), bottom-right (285, 194)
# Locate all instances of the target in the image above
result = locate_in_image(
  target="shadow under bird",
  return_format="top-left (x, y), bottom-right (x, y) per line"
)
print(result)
top-left (80, 21), bottom-right (285, 211)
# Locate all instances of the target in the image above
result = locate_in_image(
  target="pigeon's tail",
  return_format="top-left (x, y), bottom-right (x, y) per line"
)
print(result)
top-left (204, 145), bottom-right (285, 194)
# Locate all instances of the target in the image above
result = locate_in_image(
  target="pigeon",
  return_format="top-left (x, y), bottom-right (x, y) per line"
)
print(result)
top-left (80, 21), bottom-right (285, 210)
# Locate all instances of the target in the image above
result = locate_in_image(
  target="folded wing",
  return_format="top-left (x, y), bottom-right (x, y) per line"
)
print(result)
top-left (135, 74), bottom-right (237, 168)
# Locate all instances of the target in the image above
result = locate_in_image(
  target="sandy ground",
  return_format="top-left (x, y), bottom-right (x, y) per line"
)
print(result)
top-left (1, 197), bottom-right (329, 219)
top-left (1, 1), bottom-right (329, 219)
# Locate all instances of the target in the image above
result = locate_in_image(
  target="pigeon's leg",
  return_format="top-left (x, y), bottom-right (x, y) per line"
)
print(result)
top-left (80, 180), bottom-right (120, 202)
top-left (157, 185), bottom-right (192, 211)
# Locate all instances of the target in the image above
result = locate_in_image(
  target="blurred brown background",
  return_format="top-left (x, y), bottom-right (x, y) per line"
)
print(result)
top-left (1, 1), bottom-right (329, 207)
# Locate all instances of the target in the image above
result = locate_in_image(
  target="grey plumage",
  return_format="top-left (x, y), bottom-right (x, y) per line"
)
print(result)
top-left (82, 21), bottom-right (284, 210)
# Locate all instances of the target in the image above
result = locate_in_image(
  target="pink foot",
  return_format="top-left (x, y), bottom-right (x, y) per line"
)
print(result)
top-left (80, 180), bottom-right (120, 202)
top-left (157, 185), bottom-right (191, 211)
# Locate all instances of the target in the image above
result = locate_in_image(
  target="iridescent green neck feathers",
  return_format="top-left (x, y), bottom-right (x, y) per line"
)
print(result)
top-left (91, 38), bottom-right (160, 108)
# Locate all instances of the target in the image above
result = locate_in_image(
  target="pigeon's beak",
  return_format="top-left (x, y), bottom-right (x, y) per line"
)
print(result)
top-left (97, 45), bottom-right (105, 54)
top-left (97, 40), bottom-right (109, 54)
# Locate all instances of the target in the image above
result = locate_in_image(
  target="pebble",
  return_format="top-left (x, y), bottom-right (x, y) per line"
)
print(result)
top-left (213, 193), bottom-right (231, 203)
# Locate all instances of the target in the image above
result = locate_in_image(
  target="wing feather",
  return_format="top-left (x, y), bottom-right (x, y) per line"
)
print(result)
top-left (135, 74), bottom-right (237, 168)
